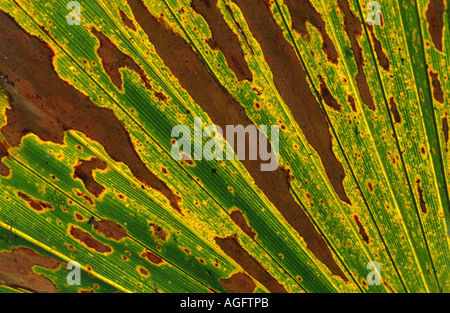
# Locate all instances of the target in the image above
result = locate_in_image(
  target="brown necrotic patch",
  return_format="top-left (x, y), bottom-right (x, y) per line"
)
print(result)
top-left (283, 0), bottom-right (338, 64)
top-left (443, 116), bottom-right (449, 149)
top-left (0, 248), bottom-right (60, 293)
top-left (141, 250), bottom-right (164, 265)
top-left (230, 210), bottom-right (256, 239)
top-left (126, 0), bottom-right (348, 280)
top-left (92, 28), bottom-right (154, 94)
top-left (430, 71), bottom-right (444, 103)
top-left (319, 76), bottom-right (341, 111)
top-left (215, 236), bottom-right (287, 293)
top-left (119, 9), bottom-right (137, 31)
top-left (389, 97), bottom-right (401, 124)
top-left (150, 223), bottom-right (168, 241)
top-left (0, 141), bottom-right (10, 177)
top-left (338, 0), bottom-right (375, 111)
top-left (220, 272), bottom-right (256, 293)
top-left (353, 215), bottom-right (369, 244)
top-left (0, 11), bottom-right (181, 214)
top-left (17, 192), bottom-right (53, 213)
top-left (191, 0), bottom-right (252, 81)
top-left (73, 158), bottom-right (107, 197)
top-left (347, 95), bottom-right (357, 112)
top-left (69, 225), bottom-right (112, 254)
top-left (368, 26), bottom-right (389, 71)
top-left (87, 217), bottom-right (129, 241)
top-left (426, 0), bottom-right (445, 52)
top-left (416, 178), bottom-right (427, 213)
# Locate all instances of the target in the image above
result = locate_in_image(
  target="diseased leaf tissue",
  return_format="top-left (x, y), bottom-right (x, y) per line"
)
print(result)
top-left (0, 0), bottom-right (448, 293)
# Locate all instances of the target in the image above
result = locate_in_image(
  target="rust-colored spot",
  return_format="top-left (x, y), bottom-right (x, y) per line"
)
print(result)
top-left (389, 97), bottom-right (401, 123)
top-left (426, 0), bottom-right (445, 52)
top-left (138, 266), bottom-right (149, 276)
top-left (230, 210), bottom-right (256, 239)
top-left (69, 225), bottom-right (112, 254)
top-left (368, 182), bottom-right (374, 192)
top-left (127, 0), bottom-right (347, 279)
top-left (87, 217), bottom-right (128, 241)
top-left (74, 190), bottom-right (94, 205)
top-left (383, 281), bottom-right (395, 293)
top-left (191, 0), bottom-right (252, 81)
top-left (368, 26), bottom-right (389, 71)
top-left (0, 12), bottom-right (181, 215)
top-left (0, 248), bottom-right (59, 293)
top-left (283, 0), bottom-right (338, 63)
top-left (220, 272), bottom-right (256, 293)
top-left (430, 71), bottom-right (444, 103)
top-left (150, 224), bottom-right (168, 241)
top-left (416, 178), bottom-right (427, 213)
top-left (347, 95), bottom-right (357, 112)
top-left (75, 213), bottom-right (84, 221)
top-left (319, 76), bottom-right (341, 111)
top-left (119, 9), bottom-right (137, 31)
top-left (17, 192), bottom-right (53, 212)
top-left (338, 0), bottom-right (375, 111)
top-left (353, 215), bottom-right (369, 244)
top-left (73, 158), bottom-right (107, 197)
top-left (215, 236), bottom-right (287, 293)
top-left (141, 250), bottom-right (164, 265)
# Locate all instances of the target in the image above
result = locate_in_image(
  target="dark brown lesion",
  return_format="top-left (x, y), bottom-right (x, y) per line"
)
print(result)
top-left (0, 11), bottom-right (181, 215)
top-left (87, 216), bottom-right (129, 241)
top-left (429, 71), bottom-right (444, 103)
top-left (17, 192), bottom-right (53, 212)
top-left (141, 250), bottom-right (164, 265)
top-left (73, 157), bottom-right (107, 197)
top-left (368, 25), bottom-right (389, 71)
top-left (319, 76), bottom-right (341, 111)
top-left (92, 27), bottom-right (169, 104)
top-left (416, 178), bottom-right (427, 214)
top-left (74, 190), bottom-right (94, 205)
top-left (389, 97), bottom-right (401, 124)
top-left (338, 0), bottom-right (376, 111)
top-left (230, 210), bottom-right (256, 239)
top-left (119, 9), bottom-right (137, 31)
top-left (442, 116), bottom-right (449, 151)
top-left (0, 248), bottom-right (60, 293)
top-left (69, 225), bottom-right (113, 254)
top-left (220, 272), bottom-right (256, 293)
top-left (283, 0), bottom-right (339, 64)
top-left (191, 0), bottom-right (252, 82)
top-left (124, 0), bottom-right (348, 280)
top-left (353, 215), bottom-right (369, 244)
top-left (150, 223), bottom-right (168, 241)
top-left (215, 236), bottom-right (287, 293)
top-left (347, 95), bottom-right (357, 112)
top-left (426, 0), bottom-right (445, 52)
top-left (0, 140), bottom-right (10, 176)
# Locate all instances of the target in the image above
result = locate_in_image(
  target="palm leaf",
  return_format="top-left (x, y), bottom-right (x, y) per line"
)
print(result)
top-left (0, 0), bottom-right (448, 293)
